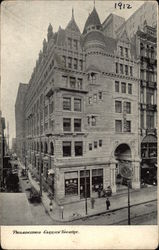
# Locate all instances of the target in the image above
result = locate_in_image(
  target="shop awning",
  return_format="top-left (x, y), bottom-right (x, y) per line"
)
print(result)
top-left (142, 135), bottom-right (157, 143)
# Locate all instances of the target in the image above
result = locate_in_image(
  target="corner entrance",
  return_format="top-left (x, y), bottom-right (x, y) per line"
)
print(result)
top-left (114, 144), bottom-right (132, 190)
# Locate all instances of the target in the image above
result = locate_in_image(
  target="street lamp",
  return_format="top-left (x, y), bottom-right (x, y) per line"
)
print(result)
top-left (84, 166), bottom-right (88, 215)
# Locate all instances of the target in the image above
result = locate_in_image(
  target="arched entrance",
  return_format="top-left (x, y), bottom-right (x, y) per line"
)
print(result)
top-left (114, 144), bottom-right (132, 190)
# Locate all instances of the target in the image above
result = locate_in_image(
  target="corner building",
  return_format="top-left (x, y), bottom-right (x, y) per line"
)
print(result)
top-left (22, 8), bottom-right (140, 205)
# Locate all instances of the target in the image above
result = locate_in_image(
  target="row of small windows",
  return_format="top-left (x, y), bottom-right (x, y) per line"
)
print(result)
top-left (115, 101), bottom-right (131, 114)
top-left (63, 118), bottom-right (81, 132)
top-left (115, 120), bottom-right (131, 133)
top-left (28, 141), bottom-right (54, 155)
top-left (89, 140), bottom-right (102, 150)
top-left (140, 43), bottom-right (155, 59)
top-left (67, 38), bottom-right (78, 50)
top-left (119, 46), bottom-right (129, 58)
top-left (62, 56), bottom-right (83, 71)
top-left (88, 92), bottom-right (103, 104)
top-left (63, 97), bottom-right (81, 111)
top-left (115, 81), bottom-right (132, 94)
top-left (115, 63), bottom-right (133, 76)
top-left (62, 76), bottom-right (83, 89)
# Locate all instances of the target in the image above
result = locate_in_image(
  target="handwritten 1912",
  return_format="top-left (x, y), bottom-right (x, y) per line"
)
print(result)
top-left (115, 2), bottom-right (132, 9)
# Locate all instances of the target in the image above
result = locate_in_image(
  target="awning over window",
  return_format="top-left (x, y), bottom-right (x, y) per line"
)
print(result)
top-left (142, 135), bottom-right (157, 143)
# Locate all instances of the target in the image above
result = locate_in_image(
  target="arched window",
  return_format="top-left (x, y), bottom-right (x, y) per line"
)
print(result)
top-left (37, 142), bottom-right (39, 152)
top-left (50, 142), bottom-right (54, 155)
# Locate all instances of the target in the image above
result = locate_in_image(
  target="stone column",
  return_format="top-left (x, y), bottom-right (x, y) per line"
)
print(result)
top-left (144, 87), bottom-right (146, 104)
top-left (132, 159), bottom-right (141, 189)
top-left (103, 164), bottom-right (110, 189)
top-left (144, 110), bottom-right (146, 129)
top-left (110, 163), bottom-right (116, 193)
top-left (55, 168), bottom-right (65, 204)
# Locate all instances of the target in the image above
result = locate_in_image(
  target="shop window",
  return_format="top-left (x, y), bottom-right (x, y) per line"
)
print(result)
top-left (75, 141), bottom-right (83, 156)
top-left (115, 101), bottom-right (122, 113)
top-left (74, 98), bottom-right (81, 111)
top-left (63, 118), bottom-right (71, 132)
top-left (94, 141), bottom-right (97, 148)
top-left (115, 81), bottom-right (119, 92)
top-left (126, 102), bottom-right (131, 114)
top-left (115, 120), bottom-right (122, 132)
top-left (121, 82), bottom-right (126, 93)
top-left (63, 141), bottom-right (71, 157)
top-left (70, 77), bottom-right (76, 88)
top-left (74, 119), bottom-right (81, 132)
top-left (99, 91), bottom-right (102, 100)
top-left (89, 143), bottom-right (92, 150)
top-left (65, 171), bottom-right (78, 196)
top-left (128, 83), bottom-right (132, 94)
top-left (120, 64), bottom-right (123, 74)
top-left (99, 140), bottom-right (102, 147)
top-left (92, 168), bottom-right (103, 192)
top-left (50, 142), bottom-right (54, 155)
top-left (63, 97), bottom-right (71, 110)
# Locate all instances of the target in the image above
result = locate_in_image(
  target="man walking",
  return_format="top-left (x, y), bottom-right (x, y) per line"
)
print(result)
top-left (106, 198), bottom-right (110, 210)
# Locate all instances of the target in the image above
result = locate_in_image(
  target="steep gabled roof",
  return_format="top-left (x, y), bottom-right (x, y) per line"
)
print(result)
top-left (66, 11), bottom-right (81, 34)
top-left (83, 7), bottom-right (102, 34)
top-left (56, 27), bottom-right (66, 46)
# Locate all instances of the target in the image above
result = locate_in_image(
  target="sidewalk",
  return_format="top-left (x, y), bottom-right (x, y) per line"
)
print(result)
top-left (18, 161), bottom-right (157, 222)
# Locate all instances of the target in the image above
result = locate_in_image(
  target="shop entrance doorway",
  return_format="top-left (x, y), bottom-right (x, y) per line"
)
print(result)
top-left (80, 170), bottom-right (90, 198)
top-left (114, 144), bottom-right (132, 190)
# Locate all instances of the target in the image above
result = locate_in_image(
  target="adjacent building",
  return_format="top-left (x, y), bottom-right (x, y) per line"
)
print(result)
top-left (0, 111), bottom-right (6, 189)
top-left (15, 2), bottom-right (157, 205)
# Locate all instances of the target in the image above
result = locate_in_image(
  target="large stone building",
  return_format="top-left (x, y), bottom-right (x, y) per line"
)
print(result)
top-left (15, 83), bottom-right (28, 162)
top-left (15, 3), bottom-right (157, 205)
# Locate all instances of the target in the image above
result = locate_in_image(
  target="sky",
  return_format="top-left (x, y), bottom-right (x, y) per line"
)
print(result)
top-left (1, 0), bottom-right (144, 147)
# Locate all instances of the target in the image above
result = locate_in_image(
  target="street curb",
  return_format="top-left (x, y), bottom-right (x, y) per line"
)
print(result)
top-left (41, 197), bottom-right (157, 223)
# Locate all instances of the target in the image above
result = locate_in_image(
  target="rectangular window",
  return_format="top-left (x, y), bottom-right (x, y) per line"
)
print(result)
top-left (88, 97), bottom-right (92, 104)
top-left (63, 97), bottom-right (71, 110)
top-left (77, 78), bottom-right (82, 89)
top-left (75, 141), bottom-right (83, 156)
top-left (120, 46), bottom-right (123, 56)
top-left (63, 141), bottom-right (71, 157)
top-left (74, 58), bottom-right (78, 69)
top-left (68, 38), bottom-right (72, 49)
top-left (115, 62), bottom-right (118, 74)
top-left (89, 143), bottom-right (92, 150)
top-left (93, 94), bottom-right (97, 103)
top-left (147, 111), bottom-right (154, 128)
top-left (120, 64), bottom-right (123, 74)
top-left (73, 40), bottom-right (78, 50)
top-left (44, 106), bottom-right (48, 117)
top-left (99, 140), bottom-right (102, 147)
top-left (115, 101), bottom-right (122, 113)
top-left (128, 83), bottom-right (132, 94)
top-left (121, 82), bottom-right (126, 93)
top-left (79, 60), bottom-right (83, 71)
top-left (130, 66), bottom-right (133, 76)
top-left (115, 120), bottom-right (122, 132)
top-left (68, 57), bottom-right (72, 68)
top-left (147, 89), bottom-right (154, 105)
top-left (62, 75), bottom-right (68, 86)
top-left (74, 98), bottom-right (81, 111)
top-left (62, 56), bottom-right (66, 67)
top-left (63, 118), bottom-right (71, 132)
top-left (49, 101), bottom-right (54, 114)
top-left (92, 116), bottom-right (96, 126)
top-left (70, 77), bottom-right (76, 88)
top-left (125, 48), bottom-right (128, 57)
top-left (94, 141), bottom-right (97, 148)
top-left (74, 119), bottom-right (81, 132)
top-left (99, 91), bottom-right (102, 100)
top-left (115, 81), bottom-right (119, 92)
top-left (141, 111), bottom-right (144, 129)
top-left (65, 172), bottom-right (78, 196)
top-left (126, 102), bottom-right (131, 114)
top-left (126, 121), bottom-right (131, 132)
top-left (125, 65), bottom-right (128, 75)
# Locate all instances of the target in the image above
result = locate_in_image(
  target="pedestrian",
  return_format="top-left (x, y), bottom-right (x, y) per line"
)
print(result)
top-left (98, 186), bottom-right (101, 198)
top-left (106, 198), bottom-right (110, 210)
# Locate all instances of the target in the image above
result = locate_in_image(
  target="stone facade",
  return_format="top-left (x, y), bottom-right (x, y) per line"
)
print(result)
top-left (15, 4), bottom-right (157, 205)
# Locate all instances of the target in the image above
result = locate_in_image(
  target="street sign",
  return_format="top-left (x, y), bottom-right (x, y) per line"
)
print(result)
top-left (120, 166), bottom-right (133, 179)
